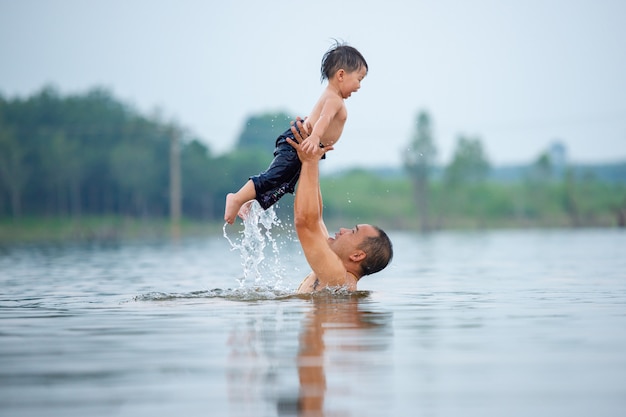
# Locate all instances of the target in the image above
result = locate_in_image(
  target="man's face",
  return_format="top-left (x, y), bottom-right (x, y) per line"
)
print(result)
top-left (328, 224), bottom-right (378, 257)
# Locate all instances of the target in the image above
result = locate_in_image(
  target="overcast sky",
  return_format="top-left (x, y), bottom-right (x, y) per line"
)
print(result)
top-left (1, 0), bottom-right (625, 169)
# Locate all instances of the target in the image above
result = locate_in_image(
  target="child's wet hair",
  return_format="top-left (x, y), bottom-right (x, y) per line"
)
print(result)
top-left (320, 40), bottom-right (368, 82)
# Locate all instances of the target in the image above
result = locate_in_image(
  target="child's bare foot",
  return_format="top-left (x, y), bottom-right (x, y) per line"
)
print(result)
top-left (238, 200), bottom-right (254, 221)
top-left (224, 193), bottom-right (241, 225)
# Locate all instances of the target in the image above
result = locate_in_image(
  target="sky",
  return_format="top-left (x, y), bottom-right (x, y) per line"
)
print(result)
top-left (1, 0), bottom-right (625, 170)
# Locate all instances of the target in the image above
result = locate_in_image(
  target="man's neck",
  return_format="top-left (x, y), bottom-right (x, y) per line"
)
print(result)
top-left (346, 271), bottom-right (360, 284)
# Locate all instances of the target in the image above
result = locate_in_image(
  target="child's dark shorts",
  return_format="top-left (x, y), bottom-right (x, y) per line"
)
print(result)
top-left (250, 124), bottom-right (325, 210)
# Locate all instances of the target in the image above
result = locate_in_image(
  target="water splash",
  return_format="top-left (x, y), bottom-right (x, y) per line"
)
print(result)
top-left (223, 201), bottom-right (287, 289)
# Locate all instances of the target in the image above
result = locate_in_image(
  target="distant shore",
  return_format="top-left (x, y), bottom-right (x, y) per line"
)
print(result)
top-left (0, 216), bottom-right (225, 244)
top-left (1, 215), bottom-right (622, 245)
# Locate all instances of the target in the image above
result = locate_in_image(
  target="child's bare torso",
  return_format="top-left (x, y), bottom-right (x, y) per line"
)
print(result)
top-left (305, 89), bottom-right (347, 147)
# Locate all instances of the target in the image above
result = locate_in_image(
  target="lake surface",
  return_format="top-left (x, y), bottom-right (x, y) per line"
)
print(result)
top-left (1, 225), bottom-right (625, 417)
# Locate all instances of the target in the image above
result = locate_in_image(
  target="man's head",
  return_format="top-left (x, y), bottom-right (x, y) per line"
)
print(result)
top-left (320, 41), bottom-right (368, 82)
top-left (358, 226), bottom-right (393, 276)
top-left (328, 224), bottom-right (393, 277)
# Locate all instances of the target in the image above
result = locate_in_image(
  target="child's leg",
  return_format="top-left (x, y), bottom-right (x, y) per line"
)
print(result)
top-left (224, 180), bottom-right (256, 224)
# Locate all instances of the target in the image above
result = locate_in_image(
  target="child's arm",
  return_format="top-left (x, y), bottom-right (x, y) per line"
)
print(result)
top-left (300, 98), bottom-right (343, 154)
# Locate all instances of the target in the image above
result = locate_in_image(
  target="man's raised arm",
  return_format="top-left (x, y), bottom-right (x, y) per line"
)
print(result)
top-left (286, 120), bottom-right (345, 283)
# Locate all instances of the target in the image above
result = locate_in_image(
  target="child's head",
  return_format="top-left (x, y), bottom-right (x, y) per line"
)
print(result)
top-left (321, 41), bottom-right (368, 82)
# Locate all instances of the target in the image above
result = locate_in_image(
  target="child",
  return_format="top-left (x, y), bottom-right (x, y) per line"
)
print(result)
top-left (224, 41), bottom-right (368, 224)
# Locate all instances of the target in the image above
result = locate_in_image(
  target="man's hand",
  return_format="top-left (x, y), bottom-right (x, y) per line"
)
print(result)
top-left (294, 116), bottom-right (311, 134)
top-left (287, 117), bottom-right (333, 161)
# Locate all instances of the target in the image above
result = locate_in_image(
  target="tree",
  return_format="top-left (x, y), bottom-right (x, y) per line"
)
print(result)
top-left (210, 149), bottom-right (273, 214)
top-left (38, 131), bottom-right (86, 217)
top-left (0, 126), bottom-right (30, 218)
top-left (529, 152), bottom-right (552, 183)
top-left (444, 136), bottom-right (490, 186)
top-left (562, 168), bottom-right (581, 227)
top-left (181, 139), bottom-right (217, 219)
top-left (441, 136), bottom-right (491, 227)
top-left (236, 112), bottom-right (293, 153)
top-left (109, 141), bottom-right (160, 216)
top-left (403, 111), bottom-right (437, 231)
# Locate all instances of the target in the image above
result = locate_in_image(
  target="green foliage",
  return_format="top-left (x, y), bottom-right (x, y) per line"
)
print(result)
top-left (0, 87), bottom-right (282, 223)
top-left (527, 152), bottom-right (554, 183)
top-left (236, 112), bottom-right (293, 153)
top-left (0, 124), bottom-right (29, 217)
top-left (321, 170), bottom-right (414, 228)
top-left (181, 140), bottom-right (216, 218)
top-left (403, 110), bottom-right (437, 231)
top-left (399, 110), bottom-right (624, 230)
top-left (0, 88), bottom-right (624, 239)
top-left (444, 135), bottom-right (491, 186)
top-left (209, 149), bottom-right (273, 217)
top-left (0, 86), bottom-right (171, 218)
top-left (403, 111), bottom-right (437, 177)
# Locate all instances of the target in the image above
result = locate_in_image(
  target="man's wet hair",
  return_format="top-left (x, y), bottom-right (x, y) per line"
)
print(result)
top-left (359, 226), bottom-right (393, 276)
top-left (320, 40), bottom-right (368, 82)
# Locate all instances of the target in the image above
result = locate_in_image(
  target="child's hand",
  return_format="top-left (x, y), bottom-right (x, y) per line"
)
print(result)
top-left (300, 137), bottom-right (319, 154)
top-left (286, 137), bottom-right (333, 162)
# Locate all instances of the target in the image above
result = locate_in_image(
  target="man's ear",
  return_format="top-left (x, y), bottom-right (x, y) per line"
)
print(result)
top-left (349, 250), bottom-right (366, 263)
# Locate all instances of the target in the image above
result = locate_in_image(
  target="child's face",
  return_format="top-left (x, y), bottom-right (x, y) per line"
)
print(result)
top-left (340, 66), bottom-right (367, 99)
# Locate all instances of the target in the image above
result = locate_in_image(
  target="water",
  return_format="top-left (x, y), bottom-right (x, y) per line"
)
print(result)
top-left (222, 202), bottom-right (291, 288)
top-left (1, 228), bottom-right (625, 416)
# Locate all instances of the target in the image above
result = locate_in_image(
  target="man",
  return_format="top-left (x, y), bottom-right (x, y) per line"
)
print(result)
top-left (286, 118), bottom-right (393, 293)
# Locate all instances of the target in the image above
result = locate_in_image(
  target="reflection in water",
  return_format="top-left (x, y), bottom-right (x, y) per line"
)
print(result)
top-left (296, 293), bottom-right (391, 416)
top-left (225, 292), bottom-right (392, 417)
top-left (226, 302), bottom-right (286, 417)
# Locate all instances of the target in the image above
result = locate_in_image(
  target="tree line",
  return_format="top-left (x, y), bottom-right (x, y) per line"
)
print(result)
top-left (1, 87), bottom-right (624, 229)
top-left (0, 86), bottom-right (282, 221)
top-left (401, 111), bottom-right (626, 230)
